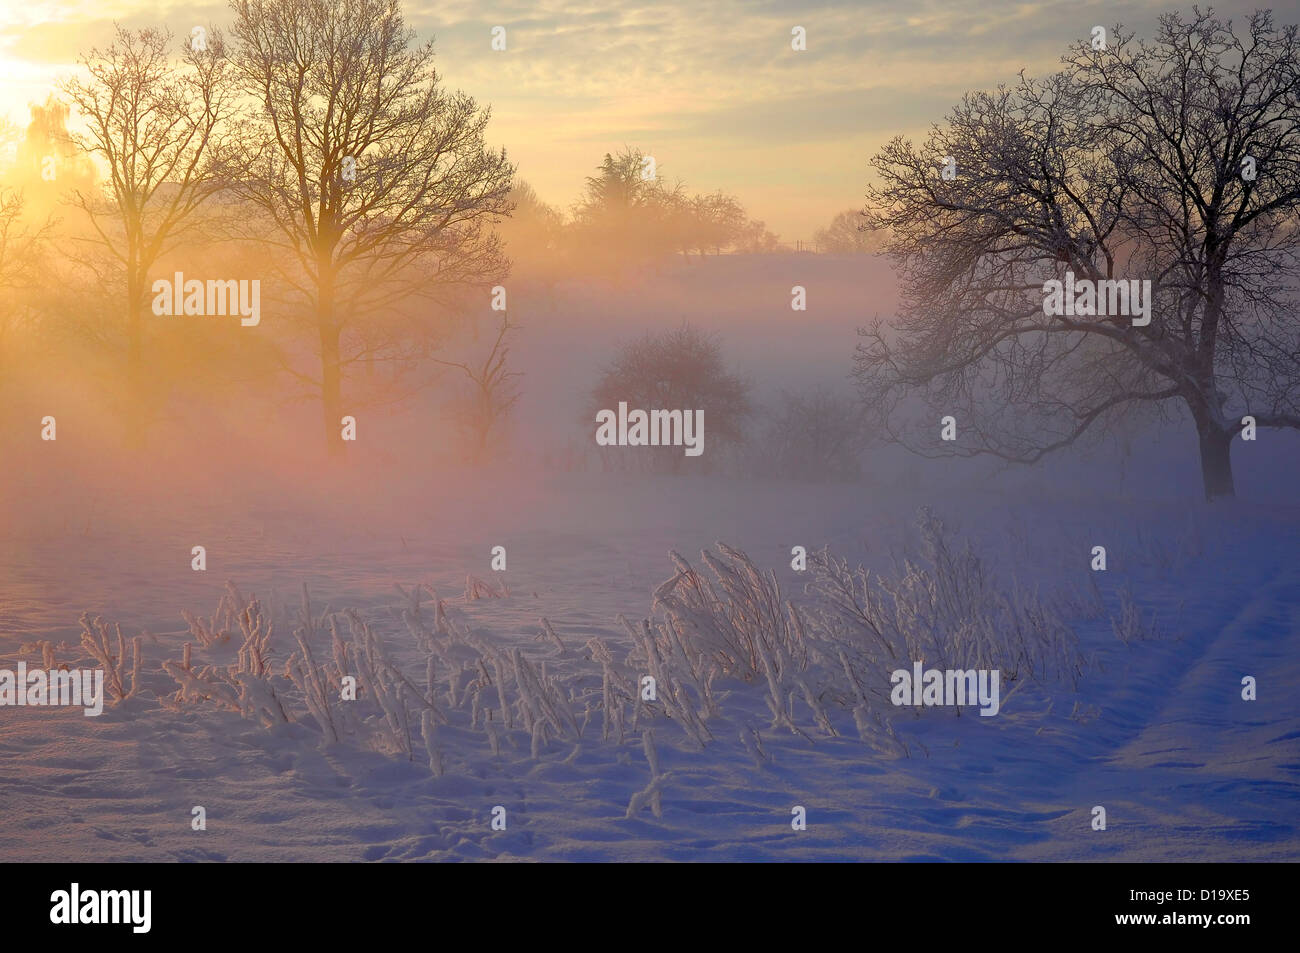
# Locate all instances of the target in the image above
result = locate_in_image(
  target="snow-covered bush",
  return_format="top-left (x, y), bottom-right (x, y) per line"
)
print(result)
top-left (465, 574), bottom-right (507, 600)
top-left (152, 509), bottom-right (1096, 777)
top-left (78, 613), bottom-right (142, 704)
top-left (647, 508), bottom-right (1087, 752)
top-left (179, 583), bottom-right (245, 647)
top-left (804, 508), bottom-right (1086, 687)
top-left (648, 542), bottom-right (901, 751)
top-left (162, 587), bottom-right (288, 727)
top-left (1110, 583), bottom-right (1161, 644)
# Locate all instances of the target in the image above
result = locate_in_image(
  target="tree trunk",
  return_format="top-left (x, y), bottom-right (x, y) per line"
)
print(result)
top-left (317, 260), bottom-right (344, 458)
top-left (1196, 422), bottom-right (1235, 502)
top-left (319, 323), bottom-right (344, 457)
top-left (124, 270), bottom-right (147, 448)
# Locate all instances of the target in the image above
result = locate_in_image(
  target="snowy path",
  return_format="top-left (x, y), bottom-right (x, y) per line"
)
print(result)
top-left (1028, 554), bottom-right (1300, 860)
top-left (891, 538), bottom-right (1300, 862)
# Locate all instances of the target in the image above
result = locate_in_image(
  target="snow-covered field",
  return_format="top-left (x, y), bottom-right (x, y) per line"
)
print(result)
top-left (1, 256), bottom-right (1297, 862)
top-left (2, 465), bottom-right (1296, 862)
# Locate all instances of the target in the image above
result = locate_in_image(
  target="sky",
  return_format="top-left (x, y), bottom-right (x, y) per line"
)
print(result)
top-left (0, 0), bottom-right (1272, 240)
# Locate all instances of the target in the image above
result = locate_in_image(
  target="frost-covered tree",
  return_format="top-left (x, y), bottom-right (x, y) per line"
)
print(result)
top-left (855, 10), bottom-right (1300, 500)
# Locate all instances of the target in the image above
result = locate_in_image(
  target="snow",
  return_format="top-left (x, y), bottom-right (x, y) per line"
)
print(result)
top-left (1, 472), bottom-right (1296, 861)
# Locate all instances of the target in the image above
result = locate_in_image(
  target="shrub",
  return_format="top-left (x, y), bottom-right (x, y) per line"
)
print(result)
top-left (589, 323), bottom-right (750, 473)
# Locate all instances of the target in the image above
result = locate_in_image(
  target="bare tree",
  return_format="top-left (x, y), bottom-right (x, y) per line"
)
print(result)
top-left (735, 218), bottom-right (782, 253)
top-left (689, 191), bottom-right (748, 256)
top-left (855, 10), bottom-right (1300, 500)
top-left (228, 0), bottom-right (515, 455)
top-left (61, 25), bottom-right (238, 437)
top-left (814, 208), bottom-right (886, 254)
top-left (433, 311), bottom-right (522, 463)
top-left (0, 189), bottom-right (50, 387)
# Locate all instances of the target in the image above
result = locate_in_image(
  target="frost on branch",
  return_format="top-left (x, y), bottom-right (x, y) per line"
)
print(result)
top-left (78, 613), bottom-right (141, 704)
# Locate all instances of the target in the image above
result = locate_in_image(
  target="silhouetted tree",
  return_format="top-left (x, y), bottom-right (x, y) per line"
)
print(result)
top-left (0, 189), bottom-right (50, 389)
top-left (689, 191), bottom-right (747, 256)
top-left (229, 0), bottom-right (514, 455)
top-left (814, 208), bottom-right (884, 254)
top-left (572, 147), bottom-right (686, 267)
top-left (856, 10), bottom-right (1300, 500)
top-left (60, 29), bottom-right (234, 438)
top-left (571, 147), bottom-right (760, 267)
top-left (735, 218), bottom-right (781, 253)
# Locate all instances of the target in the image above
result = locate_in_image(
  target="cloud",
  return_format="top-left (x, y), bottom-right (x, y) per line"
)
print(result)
top-left (0, 0), bottom-right (1285, 238)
